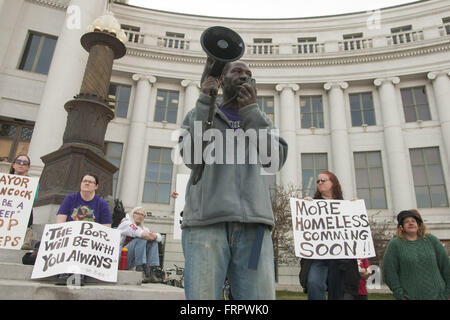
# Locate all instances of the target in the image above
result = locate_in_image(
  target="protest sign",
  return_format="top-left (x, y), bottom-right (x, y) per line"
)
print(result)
top-left (31, 221), bottom-right (121, 282)
top-left (290, 198), bottom-right (376, 259)
top-left (0, 173), bottom-right (39, 250)
top-left (173, 174), bottom-right (189, 240)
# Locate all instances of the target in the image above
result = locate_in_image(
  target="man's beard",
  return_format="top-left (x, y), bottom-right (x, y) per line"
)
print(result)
top-left (222, 79), bottom-right (240, 102)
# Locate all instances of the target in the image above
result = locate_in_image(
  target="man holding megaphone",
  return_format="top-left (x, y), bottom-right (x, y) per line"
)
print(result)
top-left (178, 26), bottom-right (288, 300)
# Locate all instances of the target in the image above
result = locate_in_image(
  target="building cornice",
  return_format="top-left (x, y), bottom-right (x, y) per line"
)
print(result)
top-left (27, 0), bottom-right (69, 10)
top-left (125, 39), bottom-right (450, 69)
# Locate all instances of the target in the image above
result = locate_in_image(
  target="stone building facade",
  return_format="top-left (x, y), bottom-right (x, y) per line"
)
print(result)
top-left (0, 0), bottom-right (449, 288)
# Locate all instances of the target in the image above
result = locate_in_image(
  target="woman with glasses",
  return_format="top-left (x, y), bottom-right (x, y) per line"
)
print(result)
top-left (55, 173), bottom-right (112, 286)
top-left (117, 207), bottom-right (162, 283)
top-left (299, 171), bottom-right (360, 300)
top-left (56, 173), bottom-right (112, 226)
top-left (9, 154), bottom-right (35, 250)
top-left (382, 209), bottom-right (449, 300)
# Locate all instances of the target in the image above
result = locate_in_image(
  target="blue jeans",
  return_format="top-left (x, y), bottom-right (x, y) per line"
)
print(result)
top-left (306, 260), bottom-right (342, 300)
top-left (125, 238), bottom-right (160, 269)
top-left (182, 222), bottom-right (275, 300)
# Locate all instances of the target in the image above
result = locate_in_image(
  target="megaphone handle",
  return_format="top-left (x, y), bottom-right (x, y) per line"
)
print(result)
top-left (201, 57), bottom-right (226, 85)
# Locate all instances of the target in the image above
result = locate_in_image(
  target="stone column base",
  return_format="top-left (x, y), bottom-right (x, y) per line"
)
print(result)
top-left (34, 144), bottom-right (117, 210)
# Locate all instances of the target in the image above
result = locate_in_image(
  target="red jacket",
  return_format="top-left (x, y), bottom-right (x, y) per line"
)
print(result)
top-left (358, 258), bottom-right (370, 295)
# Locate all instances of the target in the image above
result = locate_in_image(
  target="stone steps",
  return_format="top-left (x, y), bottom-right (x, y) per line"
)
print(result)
top-left (0, 261), bottom-right (142, 285)
top-left (0, 279), bottom-right (184, 300)
top-left (0, 248), bottom-right (185, 300)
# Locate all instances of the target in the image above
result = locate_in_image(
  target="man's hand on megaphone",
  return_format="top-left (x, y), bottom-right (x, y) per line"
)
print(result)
top-left (201, 76), bottom-right (219, 97)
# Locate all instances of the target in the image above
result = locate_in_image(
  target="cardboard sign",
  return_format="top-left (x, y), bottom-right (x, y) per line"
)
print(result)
top-left (31, 221), bottom-right (121, 282)
top-left (0, 173), bottom-right (39, 250)
top-left (173, 174), bottom-right (189, 240)
top-left (290, 198), bottom-right (376, 259)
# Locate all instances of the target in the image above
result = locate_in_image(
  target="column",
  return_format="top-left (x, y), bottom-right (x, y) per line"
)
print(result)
top-left (178, 80), bottom-right (200, 175)
top-left (0, 0), bottom-right (5, 15)
top-left (276, 83), bottom-right (299, 187)
top-left (374, 77), bottom-right (416, 213)
top-left (181, 79), bottom-right (200, 118)
top-left (0, 0), bottom-right (5, 13)
top-left (119, 74), bottom-right (156, 208)
top-left (27, 0), bottom-right (107, 168)
top-left (427, 71), bottom-right (450, 167)
top-left (324, 81), bottom-right (354, 200)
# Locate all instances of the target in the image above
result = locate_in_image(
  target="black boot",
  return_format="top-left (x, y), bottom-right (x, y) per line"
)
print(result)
top-left (142, 265), bottom-right (160, 283)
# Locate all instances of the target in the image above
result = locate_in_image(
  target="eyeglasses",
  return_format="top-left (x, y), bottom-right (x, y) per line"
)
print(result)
top-left (15, 159), bottom-right (30, 166)
top-left (134, 212), bottom-right (146, 217)
top-left (316, 178), bottom-right (328, 184)
top-left (81, 180), bottom-right (97, 185)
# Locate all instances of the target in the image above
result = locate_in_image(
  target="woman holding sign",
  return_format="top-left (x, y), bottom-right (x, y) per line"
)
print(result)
top-left (299, 171), bottom-right (360, 300)
top-left (382, 209), bottom-right (449, 300)
top-left (9, 154), bottom-right (35, 250)
top-left (55, 173), bottom-right (112, 286)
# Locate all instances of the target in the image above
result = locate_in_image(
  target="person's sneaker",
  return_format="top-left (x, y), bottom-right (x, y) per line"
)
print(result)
top-left (55, 273), bottom-right (71, 286)
top-left (55, 273), bottom-right (85, 286)
top-left (141, 266), bottom-right (161, 283)
top-left (135, 265), bottom-right (144, 272)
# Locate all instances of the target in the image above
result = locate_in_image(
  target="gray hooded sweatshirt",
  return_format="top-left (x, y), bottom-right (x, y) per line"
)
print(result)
top-left (178, 93), bottom-right (288, 229)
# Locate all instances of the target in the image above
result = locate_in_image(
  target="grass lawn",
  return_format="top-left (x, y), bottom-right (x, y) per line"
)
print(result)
top-left (276, 290), bottom-right (395, 300)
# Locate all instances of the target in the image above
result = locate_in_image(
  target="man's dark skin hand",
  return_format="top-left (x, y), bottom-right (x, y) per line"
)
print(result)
top-left (201, 61), bottom-right (257, 109)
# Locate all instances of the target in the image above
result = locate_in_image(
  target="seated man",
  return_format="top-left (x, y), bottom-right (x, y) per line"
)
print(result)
top-left (55, 173), bottom-right (112, 285)
top-left (117, 207), bottom-right (162, 283)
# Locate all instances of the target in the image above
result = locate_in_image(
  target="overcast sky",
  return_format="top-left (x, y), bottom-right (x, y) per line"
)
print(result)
top-left (127, 0), bottom-right (420, 19)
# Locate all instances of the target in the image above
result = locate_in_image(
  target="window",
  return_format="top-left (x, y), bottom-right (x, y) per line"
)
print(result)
top-left (349, 92), bottom-right (376, 127)
top-left (400, 86), bottom-right (431, 122)
top-left (253, 38), bottom-right (273, 54)
top-left (444, 17), bottom-right (450, 35)
top-left (391, 25), bottom-right (412, 44)
top-left (143, 147), bottom-right (173, 204)
top-left (256, 96), bottom-right (275, 121)
top-left (300, 96), bottom-right (324, 128)
top-left (297, 37), bottom-right (318, 54)
top-left (0, 120), bottom-right (34, 163)
top-left (410, 147), bottom-right (448, 208)
top-left (354, 151), bottom-right (387, 209)
top-left (301, 153), bottom-right (328, 198)
top-left (121, 25), bottom-right (141, 43)
top-left (342, 33), bottom-right (363, 50)
top-left (19, 31), bottom-right (57, 75)
top-left (165, 32), bottom-right (185, 49)
top-left (108, 84), bottom-right (131, 118)
top-left (154, 89), bottom-right (179, 124)
top-left (104, 142), bottom-right (123, 198)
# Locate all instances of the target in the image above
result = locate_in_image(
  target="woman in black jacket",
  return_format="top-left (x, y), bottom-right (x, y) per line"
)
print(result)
top-left (298, 171), bottom-right (360, 300)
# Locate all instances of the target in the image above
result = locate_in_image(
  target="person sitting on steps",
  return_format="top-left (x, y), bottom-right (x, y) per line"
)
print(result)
top-left (117, 207), bottom-right (163, 283)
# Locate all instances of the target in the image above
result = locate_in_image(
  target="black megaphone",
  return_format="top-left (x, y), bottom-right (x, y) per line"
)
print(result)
top-left (200, 26), bottom-right (245, 84)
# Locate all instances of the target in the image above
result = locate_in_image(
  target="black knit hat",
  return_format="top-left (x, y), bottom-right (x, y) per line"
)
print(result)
top-left (396, 210), bottom-right (423, 227)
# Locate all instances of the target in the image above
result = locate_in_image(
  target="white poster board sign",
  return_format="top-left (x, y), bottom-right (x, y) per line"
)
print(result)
top-left (290, 198), bottom-right (376, 259)
top-left (173, 174), bottom-right (189, 240)
top-left (0, 173), bottom-right (39, 250)
top-left (31, 221), bottom-right (121, 282)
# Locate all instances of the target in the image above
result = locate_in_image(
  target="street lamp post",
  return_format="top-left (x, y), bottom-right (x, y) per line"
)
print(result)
top-left (34, 13), bottom-right (127, 221)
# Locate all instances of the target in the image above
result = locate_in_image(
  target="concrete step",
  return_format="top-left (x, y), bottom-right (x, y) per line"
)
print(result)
top-left (0, 279), bottom-right (185, 300)
top-left (0, 248), bottom-right (31, 264)
top-left (0, 247), bottom-right (186, 300)
top-left (0, 262), bottom-right (143, 285)
top-left (0, 248), bottom-right (145, 285)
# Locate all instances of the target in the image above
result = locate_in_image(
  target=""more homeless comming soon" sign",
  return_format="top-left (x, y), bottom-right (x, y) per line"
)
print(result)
top-left (290, 198), bottom-right (376, 259)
